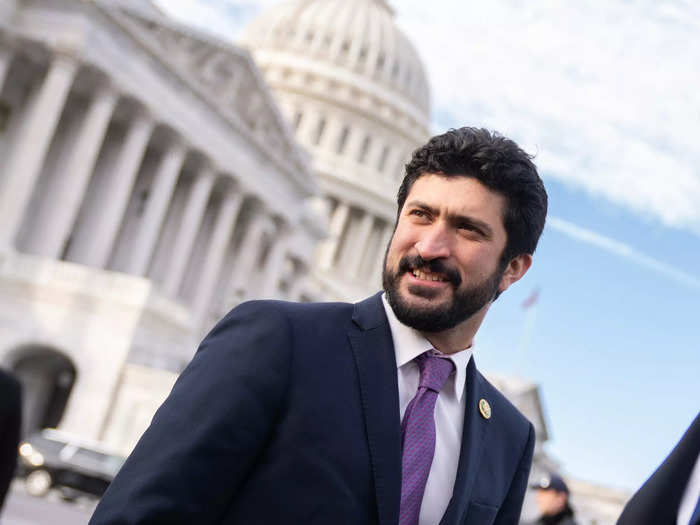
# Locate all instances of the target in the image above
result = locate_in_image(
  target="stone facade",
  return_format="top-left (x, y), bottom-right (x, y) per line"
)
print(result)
top-left (241, 0), bottom-right (431, 302)
top-left (0, 0), bottom-right (323, 454)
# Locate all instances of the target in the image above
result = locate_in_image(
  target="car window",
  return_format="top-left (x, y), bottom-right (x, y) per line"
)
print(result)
top-left (72, 447), bottom-right (125, 476)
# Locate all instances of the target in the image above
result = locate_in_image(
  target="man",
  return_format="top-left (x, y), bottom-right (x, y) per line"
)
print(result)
top-left (91, 127), bottom-right (548, 525)
top-left (0, 368), bottom-right (22, 513)
top-left (529, 473), bottom-right (578, 525)
top-left (617, 412), bottom-right (700, 525)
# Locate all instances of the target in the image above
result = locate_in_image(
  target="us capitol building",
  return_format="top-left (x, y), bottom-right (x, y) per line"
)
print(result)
top-left (0, 0), bottom-right (626, 522)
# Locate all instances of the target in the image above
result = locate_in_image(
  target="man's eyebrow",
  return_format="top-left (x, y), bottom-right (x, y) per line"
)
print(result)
top-left (449, 215), bottom-right (493, 237)
top-left (405, 200), bottom-right (493, 237)
top-left (405, 200), bottom-right (436, 213)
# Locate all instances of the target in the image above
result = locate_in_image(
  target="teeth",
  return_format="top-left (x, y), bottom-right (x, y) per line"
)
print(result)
top-left (412, 269), bottom-right (445, 282)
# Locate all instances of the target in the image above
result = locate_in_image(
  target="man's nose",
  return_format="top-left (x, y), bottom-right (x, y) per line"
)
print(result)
top-left (415, 225), bottom-right (450, 260)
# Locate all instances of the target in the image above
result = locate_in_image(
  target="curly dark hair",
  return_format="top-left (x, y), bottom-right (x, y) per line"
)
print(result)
top-left (398, 127), bottom-right (548, 264)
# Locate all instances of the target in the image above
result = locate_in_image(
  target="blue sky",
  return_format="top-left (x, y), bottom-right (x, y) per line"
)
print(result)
top-left (154, 0), bottom-right (700, 491)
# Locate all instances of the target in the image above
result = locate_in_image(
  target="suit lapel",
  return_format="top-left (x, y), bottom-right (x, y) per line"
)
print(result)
top-left (349, 293), bottom-right (402, 525)
top-left (440, 358), bottom-right (490, 525)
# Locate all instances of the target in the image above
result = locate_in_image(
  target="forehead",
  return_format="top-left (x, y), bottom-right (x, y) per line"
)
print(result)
top-left (404, 173), bottom-right (506, 224)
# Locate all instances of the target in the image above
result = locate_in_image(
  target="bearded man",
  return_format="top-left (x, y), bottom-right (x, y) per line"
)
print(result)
top-left (91, 127), bottom-right (548, 525)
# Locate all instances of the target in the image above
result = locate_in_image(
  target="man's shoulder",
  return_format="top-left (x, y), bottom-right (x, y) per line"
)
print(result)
top-left (232, 298), bottom-right (355, 321)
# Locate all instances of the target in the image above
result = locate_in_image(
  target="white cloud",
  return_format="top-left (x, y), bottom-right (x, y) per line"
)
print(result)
top-left (157, 0), bottom-right (700, 234)
top-left (396, 0), bottom-right (700, 234)
top-left (547, 216), bottom-right (700, 290)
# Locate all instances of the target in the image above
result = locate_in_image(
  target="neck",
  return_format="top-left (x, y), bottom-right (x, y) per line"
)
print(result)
top-left (420, 304), bottom-right (489, 354)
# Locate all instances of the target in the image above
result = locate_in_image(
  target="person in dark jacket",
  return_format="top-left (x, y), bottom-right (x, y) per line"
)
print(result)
top-left (0, 369), bottom-right (22, 512)
top-left (529, 473), bottom-right (578, 525)
top-left (617, 412), bottom-right (700, 525)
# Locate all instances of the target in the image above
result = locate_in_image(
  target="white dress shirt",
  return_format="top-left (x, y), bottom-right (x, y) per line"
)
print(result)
top-left (678, 451), bottom-right (700, 525)
top-left (382, 294), bottom-right (473, 525)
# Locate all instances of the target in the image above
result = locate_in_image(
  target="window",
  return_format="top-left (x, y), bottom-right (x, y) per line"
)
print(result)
top-left (293, 111), bottom-right (303, 130)
top-left (358, 135), bottom-right (371, 164)
top-left (358, 47), bottom-right (368, 63)
top-left (336, 126), bottom-right (350, 154)
top-left (376, 54), bottom-right (385, 72)
top-left (377, 145), bottom-right (390, 172)
top-left (313, 117), bottom-right (326, 146)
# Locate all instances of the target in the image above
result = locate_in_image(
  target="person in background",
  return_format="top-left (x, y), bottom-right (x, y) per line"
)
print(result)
top-left (529, 473), bottom-right (578, 525)
top-left (617, 412), bottom-right (700, 525)
top-left (0, 368), bottom-right (22, 513)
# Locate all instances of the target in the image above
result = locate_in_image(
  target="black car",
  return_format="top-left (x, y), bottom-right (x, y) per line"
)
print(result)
top-left (17, 429), bottom-right (125, 498)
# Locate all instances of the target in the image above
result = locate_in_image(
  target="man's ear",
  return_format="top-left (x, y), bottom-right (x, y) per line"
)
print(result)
top-left (498, 253), bottom-right (532, 293)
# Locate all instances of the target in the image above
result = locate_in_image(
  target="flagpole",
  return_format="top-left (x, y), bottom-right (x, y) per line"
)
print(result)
top-left (516, 289), bottom-right (539, 375)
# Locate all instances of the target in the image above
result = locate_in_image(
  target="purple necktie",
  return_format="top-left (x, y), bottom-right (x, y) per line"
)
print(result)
top-left (399, 351), bottom-right (455, 525)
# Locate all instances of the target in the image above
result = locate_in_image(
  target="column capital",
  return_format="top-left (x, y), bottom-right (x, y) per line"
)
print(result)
top-left (270, 215), bottom-right (289, 236)
top-left (195, 162), bottom-right (217, 181)
top-left (51, 46), bottom-right (81, 67)
top-left (91, 74), bottom-right (119, 99)
top-left (121, 98), bottom-right (153, 125)
top-left (217, 174), bottom-right (242, 197)
top-left (260, 214), bottom-right (279, 239)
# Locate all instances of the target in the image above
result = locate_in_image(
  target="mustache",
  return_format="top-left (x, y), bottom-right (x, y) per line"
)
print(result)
top-left (398, 255), bottom-right (462, 287)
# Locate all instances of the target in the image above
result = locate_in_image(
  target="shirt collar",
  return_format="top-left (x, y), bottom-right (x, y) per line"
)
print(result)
top-left (381, 293), bottom-right (473, 402)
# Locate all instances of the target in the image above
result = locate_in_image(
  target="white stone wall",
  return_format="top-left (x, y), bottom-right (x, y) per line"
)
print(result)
top-left (0, 0), bottom-right (323, 452)
top-left (0, 252), bottom-right (151, 442)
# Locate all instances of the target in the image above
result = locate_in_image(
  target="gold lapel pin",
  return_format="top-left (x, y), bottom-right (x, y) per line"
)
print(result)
top-left (479, 399), bottom-right (492, 420)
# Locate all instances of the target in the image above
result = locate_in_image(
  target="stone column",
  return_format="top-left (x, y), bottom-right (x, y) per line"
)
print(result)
top-left (0, 45), bottom-right (13, 93)
top-left (26, 82), bottom-right (119, 257)
top-left (373, 222), bottom-right (394, 281)
top-left (317, 201), bottom-right (350, 269)
top-left (319, 117), bottom-right (343, 151)
top-left (227, 211), bottom-right (272, 299)
top-left (287, 260), bottom-right (308, 302)
top-left (70, 111), bottom-right (154, 267)
top-left (348, 212), bottom-right (375, 278)
top-left (163, 167), bottom-right (216, 296)
top-left (192, 187), bottom-right (244, 321)
top-left (296, 106), bottom-right (320, 146)
top-left (259, 223), bottom-right (289, 299)
top-left (347, 127), bottom-right (368, 162)
top-left (126, 141), bottom-right (187, 275)
top-left (0, 52), bottom-right (78, 250)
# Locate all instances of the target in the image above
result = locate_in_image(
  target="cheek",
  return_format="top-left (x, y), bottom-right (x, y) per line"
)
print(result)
top-left (386, 231), bottom-right (410, 261)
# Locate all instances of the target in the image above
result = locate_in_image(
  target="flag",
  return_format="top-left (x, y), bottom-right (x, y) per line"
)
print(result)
top-left (521, 288), bottom-right (540, 309)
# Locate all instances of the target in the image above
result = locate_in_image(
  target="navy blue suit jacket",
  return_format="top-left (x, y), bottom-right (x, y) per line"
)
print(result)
top-left (91, 293), bottom-right (535, 524)
top-left (617, 412), bottom-right (700, 525)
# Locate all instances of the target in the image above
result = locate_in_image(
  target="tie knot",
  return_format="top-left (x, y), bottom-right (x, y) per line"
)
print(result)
top-left (415, 351), bottom-right (454, 392)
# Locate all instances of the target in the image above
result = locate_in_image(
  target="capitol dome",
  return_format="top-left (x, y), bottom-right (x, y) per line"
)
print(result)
top-left (243, 0), bottom-right (430, 116)
top-left (242, 0), bottom-right (432, 301)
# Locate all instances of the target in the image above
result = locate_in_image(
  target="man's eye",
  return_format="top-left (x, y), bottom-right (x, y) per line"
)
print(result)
top-left (458, 223), bottom-right (481, 235)
top-left (410, 210), bottom-right (426, 217)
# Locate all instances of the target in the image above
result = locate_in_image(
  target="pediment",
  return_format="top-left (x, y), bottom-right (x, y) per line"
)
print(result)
top-left (102, 3), bottom-right (300, 167)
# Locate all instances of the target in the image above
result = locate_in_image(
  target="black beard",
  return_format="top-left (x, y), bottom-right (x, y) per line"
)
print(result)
top-left (382, 253), bottom-right (504, 333)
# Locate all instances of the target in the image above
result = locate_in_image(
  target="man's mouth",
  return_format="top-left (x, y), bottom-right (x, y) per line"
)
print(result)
top-left (396, 254), bottom-right (462, 287)
top-left (410, 269), bottom-right (449, 282)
